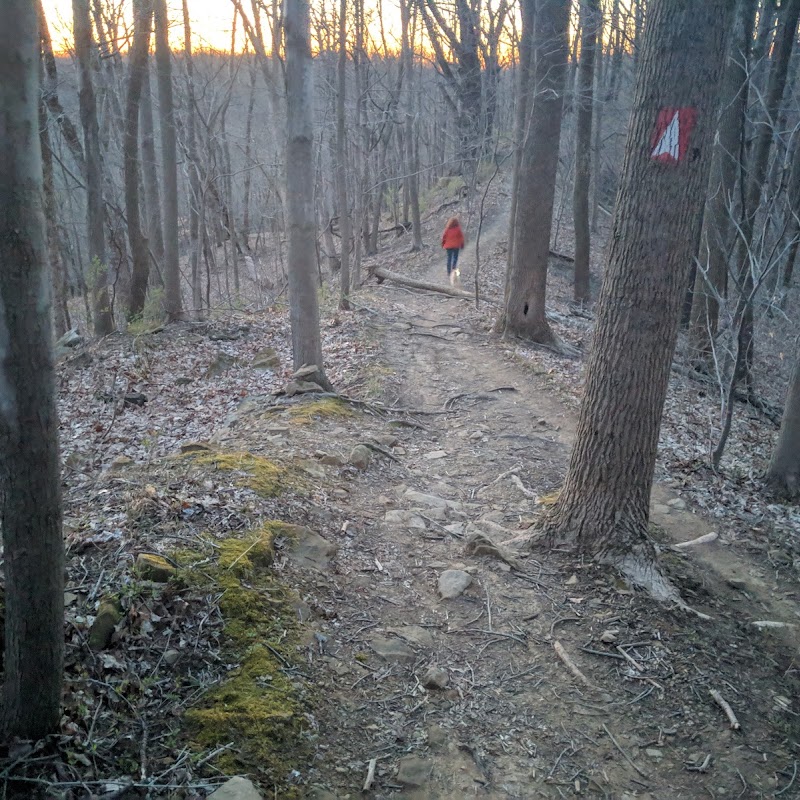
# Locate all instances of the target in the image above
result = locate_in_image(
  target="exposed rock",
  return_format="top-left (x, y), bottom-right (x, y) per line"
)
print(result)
top-left (284, 380), bottom-right (323, 397)
top-left (652, 503), bottom-right (670, 516)
top-left (316, 452), bottom-right (345, 467)
top-left (135, 553), bottom-right (177, 582)
top-left (349, 445), bottom-right (372, 470)
top-left (368, 635), bottom-right (416, 664)
top-left (393, 625), bottom-right (435, 648)
top-left (424, 450), bottom-right (448, 460)
top-left (396, 756), bottom-right (432, 787)
top-left (300, 460), bottom-right (328, 480)
top-left (204, 352), bottom-right (238, 378)
top-left (645, 748), bottom-right (664, 760)
top-left (123, 392), bottom-right (147, 407)
top-left (293, 363), bottom-right (320, 379)
top-left (565, 573), bottom-right (579, 586)
top-left (180, 441), bottom-right (213, 454)
top-left (252, 347), bottom-right (281, 370)
top-left (163, 649), bottom-right (181, 666)
top-left (420, 665), bottom-right (449, 690)
top-left (383, 510), bottom-right (427, 530)
top-left (438, 570), bottom-right (472, 599)
top-left (56, 329), bottom-right (83, 349)
top-left (89, 597), bottom-right (123, 651)
top-left (286, 526), bottom-right (337, 571)
top-left (109, 455), bottom-right (133, 471)
top-left (175, 376), bottom-right (194, 386)
top-left (667, 497), bottom-right (687, 510)
top-left (372, 433), bottom-right (399, 448)
top-left (600, 629), bottom-right (618, 644)
top-left (403, 490), bottom-right (449, 509)
top-left (208, 777), bottom-right (264, 800)
top-left (426, 724), bottom-right (448, 750)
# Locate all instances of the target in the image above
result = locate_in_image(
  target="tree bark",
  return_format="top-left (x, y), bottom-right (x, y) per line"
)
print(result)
top-left (73, 0), bottom-right (114, 335)
top-left (140, 63), bottom-right (165, 283)
top-left (125, 0), bottom-right (152, 320)
top-left (154, 0), bottom-right (182, 321)
top-left (336, 0), bottom-right (351, 310)
top-left (689, 0), bottom-right (757, 365)
top-left (766, 346), bottom-right (800, 497)
top-left (286, 0), bottom-right (332, 390)
top-left (541, 0), bottom-right (733, 597)
top-left (573, 0), bottom-right (600, 304)
top-left (0, 0), bottom-right (64, 738)
top-left (503, 0), bottom-right (570, 345)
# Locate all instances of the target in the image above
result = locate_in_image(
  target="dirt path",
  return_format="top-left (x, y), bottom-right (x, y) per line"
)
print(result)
top-left (287, 232), bottom-right (800, 799)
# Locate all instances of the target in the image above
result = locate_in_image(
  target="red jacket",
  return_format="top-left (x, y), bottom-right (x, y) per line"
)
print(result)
top-left (442, 223), bottom-right (465, 250)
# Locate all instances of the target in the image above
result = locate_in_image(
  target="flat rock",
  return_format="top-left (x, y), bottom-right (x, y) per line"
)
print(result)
top-left (56, 329), bottom-right (83, 348)
top-left (208, 777), bottom-right (264, 800)
top-left (652, 503), bottom-right (670, 515)
top-left (667, 497), bottom-right (687, 510)
top-left (251, 347), bottom-right (280, 370)
top-left (393, 625), bottom-right (435, 648)
top-left (368, 635), bottom-right (416, 664)
top-left (404, 490), bottom-right (457, 510)
top-left (383, 510), bottom-right (427, 530)
top-left (396, 756), bottom-right (432, 787)
top-left (180, 441), bottom-right (213, 454)
top-left (372, 433), bottom-right (399, 448)
top-left (204, 352), bottom-right (238, 378)
top-left (135, 553), bottom-right (176, 582)
top-left (424, 450), bottom-right (448, 460)
top-left (438, 569), bottom-right (472, 599)
top-left (420, 665), bottom-right (449, 689)
top-left (286, 526), bottom-right (337, 571)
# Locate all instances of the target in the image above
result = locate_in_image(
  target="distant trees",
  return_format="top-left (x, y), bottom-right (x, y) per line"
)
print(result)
top-left (540, 0), bottom-right (733, 595)
top-left (0, 0), bottom-right (64, 737)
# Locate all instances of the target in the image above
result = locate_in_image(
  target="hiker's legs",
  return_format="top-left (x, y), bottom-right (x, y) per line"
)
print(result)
top-left (446, 248), bottom-right (457, 274)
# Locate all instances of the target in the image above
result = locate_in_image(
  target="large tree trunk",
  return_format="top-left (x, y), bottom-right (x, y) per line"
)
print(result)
top-left (503, 0), bottom-right (570, 345)
top-left (285, 0), bottom-right (332, 390)
top-left (336, 0), bottom-right (351, 310)
top-left (540, 0), bottom-right (733, 598)
top-left (689, 0), bottom-right (757, 365)
top-left (73, 0), bottom-right (114, 335)
top-left (154, 0), bottom-right (182, 321)
top-left (573, 0), bottom-right (600, 304)
top-left (0, 0), bottom-right (64, 738)
top-left (124, 0), bottom-right (151, 320)
top-left (140, 63), bottom-right (165, 284)
top-left (766, 347), bottom-right (800, 497)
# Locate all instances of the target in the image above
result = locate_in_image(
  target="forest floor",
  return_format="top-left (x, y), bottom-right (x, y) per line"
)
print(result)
top-left (3, 173), bottom-right (799, 800)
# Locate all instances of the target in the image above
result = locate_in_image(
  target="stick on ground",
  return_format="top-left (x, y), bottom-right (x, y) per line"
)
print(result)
top-left (710, 689), bottom-right (741, 730)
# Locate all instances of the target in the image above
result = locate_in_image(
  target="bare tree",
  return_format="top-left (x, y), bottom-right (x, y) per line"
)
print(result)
top-left (503, 0), bottom-right (570, 345)
top-left (539, 0), bottom-right (733, 598)
top-left (154, 0), bottom-right (182, 321)
top-left (573, 0), bottom-right (601, 304)
top-left (73, 0), bottom-right (114, 335)
top-left (124, 0), bottom-right (152, 320)
top-left (336, 0), bottom-right (351, 309)
top-left (285, 0), bottom-right (332, 390)
top-left (0, 0), bottom-right (64, 737)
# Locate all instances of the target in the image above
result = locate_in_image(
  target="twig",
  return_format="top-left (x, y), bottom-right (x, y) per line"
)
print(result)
top-left (553, 640), bottom-right (593, 688)
top-left (358, 440), bottom-right (403, 464)
top-left (710, 689), bottom-right (741, 730)
top-left (602, 724), bottom-right (649, 779)
top-left (685, 754), bottom-right (712, 772)
top-left (775, 761), bottom-right (798, 796)
top-left (672, 532), bottom-right (718, 550)
top-left (363, 757), bottom-right (377, 791)
top-left (616, 646), bottom-right (645, 673)
top-left (511, 473), bottom-right (537, 499)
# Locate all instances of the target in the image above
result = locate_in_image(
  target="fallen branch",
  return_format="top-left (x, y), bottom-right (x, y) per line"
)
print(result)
top-left (710, 689), bottom-right (741, 730)
top-left (363, 757), bottom-right (377, 791)
top-left (602, 724), bottom-right (649, 779)
top-left (511, 474), bottom-right (537, 499)
top-left (444, 386), bottom-right (517, 410)
top-left (553, 640), bottom-right (594, 689)
top-left (672, 532), bottom-right (718, 550)
top-left (374, 266), bottom-right (497, 304)
top-left (616, 646), bottom-right (645, 673)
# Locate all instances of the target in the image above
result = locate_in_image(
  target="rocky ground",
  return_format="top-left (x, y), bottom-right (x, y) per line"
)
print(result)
top-left (2, 173), bottom-right (799, 800)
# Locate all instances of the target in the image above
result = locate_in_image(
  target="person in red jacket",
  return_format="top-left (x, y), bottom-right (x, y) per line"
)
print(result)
top-left (441, 216), bottom-right (465, 284)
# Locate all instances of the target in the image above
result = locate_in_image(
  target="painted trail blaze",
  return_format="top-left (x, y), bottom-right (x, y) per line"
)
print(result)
top-left (651, 107), bottom-right (698, 164)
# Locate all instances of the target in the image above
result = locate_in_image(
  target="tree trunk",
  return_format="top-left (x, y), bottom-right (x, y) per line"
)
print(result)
top-left (541, 0), bottom-right (733, 597)
top-left (0, 0), bottom-right (64, 738)
top-left (573, 0), bottom-right (600, 304)
top-left (242, 57), bottom-right (257, 246)
top-left (154, 0), bottom-right (182, 321)
top-left (503, 0), bottom-right (570, 345)
top-left (182, 0), bottom-right (203, 319)
top-left (286, 0), bottom-right (332, 390)
top-left (766, 347), bottom-right (800, 497)
top-left (689, 0), bottom-right (757, 365)
top-left (73, 0), bottom-right (114, 335)
top-left (140, 63), bottom-right (165, 283)
top-left (336, 0), bottom-right (351, 310)
top-left (124, 0), bottom-right (151, 320)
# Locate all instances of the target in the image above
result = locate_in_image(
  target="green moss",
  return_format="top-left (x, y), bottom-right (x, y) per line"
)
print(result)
top-left (186, 450), bottom-right (288, 497)
top-left (286, 397), bottom-right (352, 425)
top-left (181, 521), bottom-right (311, 793)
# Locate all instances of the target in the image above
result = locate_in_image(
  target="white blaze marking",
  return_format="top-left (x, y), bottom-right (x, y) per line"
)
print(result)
top-left (652, 111), bottom-right (680, 160)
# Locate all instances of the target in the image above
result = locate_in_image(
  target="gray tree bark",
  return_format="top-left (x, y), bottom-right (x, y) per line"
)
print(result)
top-left (285, 0), bottom-right (332, 390)
top-left (0, 0), bottom-right (64, 738)
top-left (73, 0), bottom-right (114, 335)
top-left (503, 0), bottom-right (570, 345)
top-left (541, 0), bottom-right (733, 597)
top-left (766, 346), bottom-right (800, 497)
top-left (154, 0), bottom-right (182, 321)
top-left (573, 0), bottom-right (601, 304)
top-left (336, 0), bottom-right (351, 309)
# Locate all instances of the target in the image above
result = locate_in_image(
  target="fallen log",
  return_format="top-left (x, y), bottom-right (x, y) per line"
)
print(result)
top-left (373, 266), bottom-right (484, 301)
